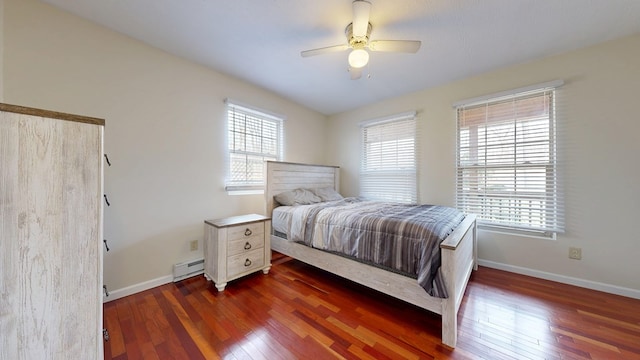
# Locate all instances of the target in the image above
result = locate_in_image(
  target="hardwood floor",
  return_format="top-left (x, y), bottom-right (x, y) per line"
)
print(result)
top-left (104, 252), bottom-right (640, 359)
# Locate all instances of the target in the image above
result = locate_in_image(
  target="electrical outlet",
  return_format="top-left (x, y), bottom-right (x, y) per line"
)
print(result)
top-left (190, 240), bottom-right (198, 251)
top-left (569, 247), bottom-right (582, 260)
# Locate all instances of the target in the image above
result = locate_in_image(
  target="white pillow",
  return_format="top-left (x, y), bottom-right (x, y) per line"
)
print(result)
top-left (311, 187), bottom-right (343, 202)
top-left (274, 188), bottom-right (321, 206)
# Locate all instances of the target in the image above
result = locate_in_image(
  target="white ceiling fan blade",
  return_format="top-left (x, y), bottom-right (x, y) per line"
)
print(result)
top-left (301, 44), bottom-right (349, 58)
top-left (369, 40), bottom-right (421, 53)
top-left (352, 0), bottom-right (371, 37)
top-left (349, 67), bottom-right (362, 80)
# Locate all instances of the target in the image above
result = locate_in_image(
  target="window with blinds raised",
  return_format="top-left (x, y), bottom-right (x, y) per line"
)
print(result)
top-left (226, 101), bottom-right (283, 192)
top-left (360, 112), bottom-right (417, 204)
top-left (455, 84), bottom-right (562, 238)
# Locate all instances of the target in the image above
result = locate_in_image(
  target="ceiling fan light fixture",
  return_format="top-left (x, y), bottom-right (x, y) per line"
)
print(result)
top-left (348, 48), bottom-right (369, 68)
top-left (300, 1), bottom-right (420, 78)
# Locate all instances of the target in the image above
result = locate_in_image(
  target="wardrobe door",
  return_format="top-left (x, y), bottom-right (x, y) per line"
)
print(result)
top-left (1, 105), bottom-right (104, 359)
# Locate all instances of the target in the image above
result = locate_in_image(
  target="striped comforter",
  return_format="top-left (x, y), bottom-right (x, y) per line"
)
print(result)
top-left (285, 198), bottom-right (465, 298)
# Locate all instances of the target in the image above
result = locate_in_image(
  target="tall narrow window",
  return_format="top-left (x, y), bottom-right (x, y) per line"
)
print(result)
top-left (360, 112), bottom-right (418, 204)
top-left (455, 81), bottom-right (563, 238)
top-left (226, 100), bottom-right (283, 192)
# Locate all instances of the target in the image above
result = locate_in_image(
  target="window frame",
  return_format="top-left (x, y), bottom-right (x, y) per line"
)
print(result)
top-left (454, 81), bottom-right (563, 239)
top-left (360, 111), bottom-right (418, 204)
top-left (225, 100), bottom-right (284, 194)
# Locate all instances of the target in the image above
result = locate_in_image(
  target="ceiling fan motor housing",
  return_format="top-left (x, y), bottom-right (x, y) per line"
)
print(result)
top-left (346, 22), bottom-right (372, 49)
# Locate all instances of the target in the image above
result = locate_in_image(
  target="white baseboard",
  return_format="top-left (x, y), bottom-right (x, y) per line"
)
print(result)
top-left (478, 259), bottom-right (640, 300)
top-left (103, 274), bottom-right (173, 303)
top-left (103, 260), bottom-right (640, 303)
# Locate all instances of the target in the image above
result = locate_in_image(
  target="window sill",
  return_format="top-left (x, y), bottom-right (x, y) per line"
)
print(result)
top-left (478, 223), bottom-right (557, 240)
top-left (226, 189), bottom-right (264, 196)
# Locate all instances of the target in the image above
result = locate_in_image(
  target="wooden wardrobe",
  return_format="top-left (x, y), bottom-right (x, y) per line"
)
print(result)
top-left (0, 103), bottom-right (105, 359)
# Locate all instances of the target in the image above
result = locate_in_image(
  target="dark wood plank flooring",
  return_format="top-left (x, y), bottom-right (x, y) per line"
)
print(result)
top-left (104, 252), bottom-right (640, 359)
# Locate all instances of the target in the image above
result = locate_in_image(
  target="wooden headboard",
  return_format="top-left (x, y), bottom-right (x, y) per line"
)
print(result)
top-left (265, 161), bottom-right (340, 215)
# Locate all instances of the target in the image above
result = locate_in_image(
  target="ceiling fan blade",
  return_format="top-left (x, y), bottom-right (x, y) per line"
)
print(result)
top-left (349, 67), bottom-right (362, 80)
top-left (352, 0), bottom-right (371, 37)
top-left (301, 44), bottom-right (349, 58)
top-left (369, 40), bottom-right (421, 53)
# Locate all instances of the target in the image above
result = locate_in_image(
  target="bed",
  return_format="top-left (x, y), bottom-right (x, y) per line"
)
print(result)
top-left (265, 161), bottom-right (477, 348)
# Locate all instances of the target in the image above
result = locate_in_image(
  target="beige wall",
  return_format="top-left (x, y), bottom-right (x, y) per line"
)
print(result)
top-left (4, 0), bottom-right (327, 291)
top-left (327, 34), bottom-right (640, 295)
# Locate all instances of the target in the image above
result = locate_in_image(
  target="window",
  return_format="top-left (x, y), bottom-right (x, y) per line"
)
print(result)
top-left (360, 112), bottom-right (418, 203)
top-left (226, 100), bottom-right (283, 193)
top-left (455, 81), bottom-right (563, 238)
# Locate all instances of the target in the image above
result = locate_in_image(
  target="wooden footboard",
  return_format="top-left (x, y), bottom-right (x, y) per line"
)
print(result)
top-left (440, 214), bottom-right (477, 347)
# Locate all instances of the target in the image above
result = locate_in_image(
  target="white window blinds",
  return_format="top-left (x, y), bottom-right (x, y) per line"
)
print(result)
top-left (455, 83), bottom-right (563, 238)
top-left (226, 101), bottom-right (283, 191)
top-left (360, 112), bottom-right (418, 204)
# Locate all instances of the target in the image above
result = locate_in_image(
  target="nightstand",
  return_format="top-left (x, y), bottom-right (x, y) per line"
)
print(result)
top-left (203, 214), bottom-right (271, 291)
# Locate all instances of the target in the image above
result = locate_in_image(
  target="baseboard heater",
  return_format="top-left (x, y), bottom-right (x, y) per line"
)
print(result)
top-left (173, 258), bottom-right (205, 282)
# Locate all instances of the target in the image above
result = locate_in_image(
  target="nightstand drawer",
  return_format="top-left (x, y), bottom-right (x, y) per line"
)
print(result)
top-left (228, 235), bottom-right (264, 256)
top-left (227, 222), bottom-right (264, 241)
top-left (227, 248), bottom-right (265, 278)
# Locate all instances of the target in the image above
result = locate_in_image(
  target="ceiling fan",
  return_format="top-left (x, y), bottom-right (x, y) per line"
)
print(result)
top-left (301, 0), bottom-right (422, 80)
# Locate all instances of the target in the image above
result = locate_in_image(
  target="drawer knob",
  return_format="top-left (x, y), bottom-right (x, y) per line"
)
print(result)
top-left (244, 258), bottom-right (252, 267)
top-left (244, 242), bottom-right (252, 250)
top-left (244, 228), bottom-right (252, 236)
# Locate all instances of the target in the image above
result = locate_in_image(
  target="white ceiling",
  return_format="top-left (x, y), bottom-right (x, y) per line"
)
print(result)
top-left (42, 0), bottom-right (640, 115)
